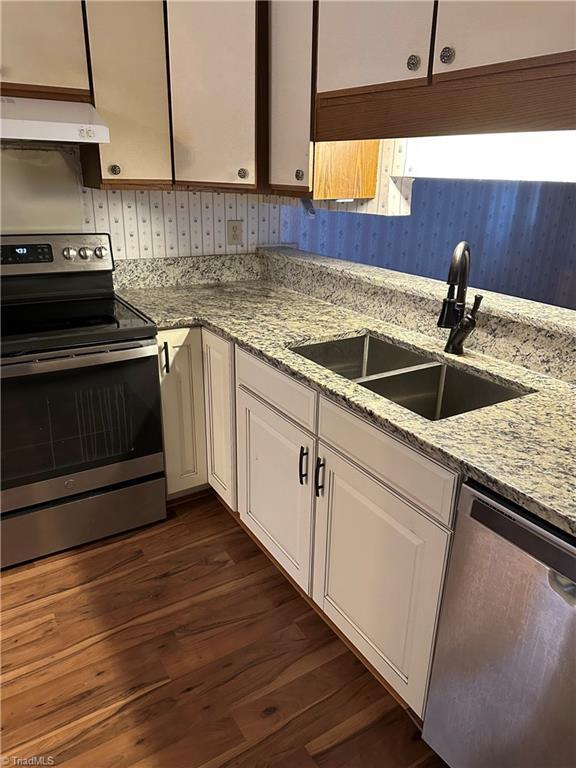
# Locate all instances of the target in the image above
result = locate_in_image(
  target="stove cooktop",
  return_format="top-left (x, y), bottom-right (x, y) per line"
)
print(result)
top-left (1, 234), bottom-right (157, 356)
top-left (1, 296), bottom-right (156, 356)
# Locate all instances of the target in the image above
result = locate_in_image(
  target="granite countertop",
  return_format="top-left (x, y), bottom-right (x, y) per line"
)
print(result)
top-left (121, 281), bottom-right (576, 536)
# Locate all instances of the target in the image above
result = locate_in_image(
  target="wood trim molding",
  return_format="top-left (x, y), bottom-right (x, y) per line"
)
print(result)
top-left (174, 180), bottom-right (258, 192)
top-left (432, 48), bottom-right (576, 83)
top-left (315, 54), bottom-right (576, 141)
top-left (0, 82), bottom-right (92, 103)
top-left (98, 179), bottom-right (174, 190)
top-left (163, 0), bottom-right (177, 184)
top-left (318, 76), bottom-right (429, 102)
top-left (269, 184), bottom-right (312, 198)
top-left (255, 0), bottom-right (271, 193)
top-left (310, 0), bottom-right (319, 141)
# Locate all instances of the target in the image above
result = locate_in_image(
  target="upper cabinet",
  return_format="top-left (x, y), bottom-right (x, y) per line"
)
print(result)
top-left (314, 0), bottom-right (576, 140)
top-left (433, 1), bottom-right (576, 76)
top-left (269, 0), bottom-right (382, 200)
top-left (84, 1), bottom-right (172, 185)
top-left (0, 1), bottom-right (89, 95)
top-left (167, 0), bottom-right (258, 188)
top-left (269, 0), bottom-right (314, 191)
top-left (317, 1), bottom-right (435, 93)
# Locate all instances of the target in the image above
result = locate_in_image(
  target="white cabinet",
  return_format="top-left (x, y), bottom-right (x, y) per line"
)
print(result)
top-left (84, 1), bottom-right (172, 183)
top-left (167, 0), bottom-right (256, 186)
top-left (269, 0), bottom-right (313, 190)
top-left (237, 388), bottom-right (315, 592)
top-left (232, 348), bottom-right (455, 714)
top-left (202, 329), bottom-right (237, 509)
top-left (434, 1), bottom-right (576, 76)
top-left (158, 328), bottom-right (207, 496)
top-left (317, 1), bottom-right (435, 93)
top-left (0, 1), bottom-right (89, 91)
top-left (313, 445), bottom-right (450, 716)
top-left (319, 397), bottom-right (457, 527)
top-left (236, 348), bottom-right (317, 432)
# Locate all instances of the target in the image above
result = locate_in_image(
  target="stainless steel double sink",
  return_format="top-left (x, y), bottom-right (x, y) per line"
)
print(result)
top-left (291, 333), bottom-right (527, 420)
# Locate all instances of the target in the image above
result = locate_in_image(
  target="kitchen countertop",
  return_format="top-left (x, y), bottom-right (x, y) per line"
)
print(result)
top-left (121, 281), bottom-right (576, 537)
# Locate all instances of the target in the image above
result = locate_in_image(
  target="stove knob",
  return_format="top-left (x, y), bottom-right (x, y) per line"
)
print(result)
top-left (94, 246), bottom-right (109, 259)
top-left (79, 247), bottom-right (93, 260)
top-left (62, 247), bottom-right (77, 260)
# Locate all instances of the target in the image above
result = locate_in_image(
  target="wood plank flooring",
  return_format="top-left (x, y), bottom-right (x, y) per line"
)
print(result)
top-left (1, 494), bottom-right (446, 768)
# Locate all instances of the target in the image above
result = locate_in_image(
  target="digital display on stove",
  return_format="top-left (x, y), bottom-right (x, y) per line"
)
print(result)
top-left (1, 244), bottom-right (53, 265)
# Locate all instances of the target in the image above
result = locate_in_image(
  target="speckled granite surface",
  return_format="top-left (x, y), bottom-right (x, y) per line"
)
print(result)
top-left (120, 280), bottom-right (576, 537)
top-left (113, 253), bottom-right (263, 289)
top-left (260, 247), bottom-right (576, 382)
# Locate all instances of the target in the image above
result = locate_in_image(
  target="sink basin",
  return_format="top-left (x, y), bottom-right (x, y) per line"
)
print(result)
top-left (291, 332), bottom-right (528, 420)
top-left (361, 363), bottom-right (526, 420)
top-left (292, 334), bottom-right (433, 380)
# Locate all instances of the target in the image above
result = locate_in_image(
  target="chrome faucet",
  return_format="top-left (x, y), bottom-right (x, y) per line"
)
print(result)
top-left (437, 241), bottom-right (483, 355)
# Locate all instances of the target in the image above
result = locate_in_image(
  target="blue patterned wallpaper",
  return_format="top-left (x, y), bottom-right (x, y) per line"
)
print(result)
top-left (280, 179), bottom-right (576, 309)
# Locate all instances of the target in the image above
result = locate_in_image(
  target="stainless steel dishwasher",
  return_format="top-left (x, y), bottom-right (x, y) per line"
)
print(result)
top-left (423, 482), bottom-right (576, 768)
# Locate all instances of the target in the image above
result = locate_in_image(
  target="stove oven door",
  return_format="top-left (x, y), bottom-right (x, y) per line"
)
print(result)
top-left (1, 340), bottom-right (164, 512)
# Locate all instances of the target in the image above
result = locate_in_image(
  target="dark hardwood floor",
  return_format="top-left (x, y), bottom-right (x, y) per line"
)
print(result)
top-left (1, 494), bottom-right (446, 767)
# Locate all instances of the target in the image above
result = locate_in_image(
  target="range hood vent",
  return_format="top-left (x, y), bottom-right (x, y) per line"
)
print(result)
top-left (0, 97), bottom-right (109, 144)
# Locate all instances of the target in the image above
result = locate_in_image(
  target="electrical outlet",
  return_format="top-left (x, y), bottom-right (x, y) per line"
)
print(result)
top-left (227, 220), bottom-right (244, 246)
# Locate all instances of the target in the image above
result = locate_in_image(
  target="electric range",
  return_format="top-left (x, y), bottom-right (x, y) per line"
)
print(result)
top-left (0, 233), bottom-right (166, 568)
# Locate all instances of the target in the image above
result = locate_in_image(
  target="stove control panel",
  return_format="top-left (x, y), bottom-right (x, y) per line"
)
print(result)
top-left (0, 234), bottom-right (113, 275)
top-left (1, 243), bottom-right (53, 265)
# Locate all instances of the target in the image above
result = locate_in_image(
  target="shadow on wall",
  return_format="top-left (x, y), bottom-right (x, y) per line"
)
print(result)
top-left (280, 179), bottom-right (576, 310)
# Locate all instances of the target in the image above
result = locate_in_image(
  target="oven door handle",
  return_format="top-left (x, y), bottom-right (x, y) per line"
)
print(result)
top-left (1, 344), bottom-right (157, 379)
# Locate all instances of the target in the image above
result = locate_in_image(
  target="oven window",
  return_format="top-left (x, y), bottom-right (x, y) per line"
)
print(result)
top-left (1, 354), bottom-right (163, 490)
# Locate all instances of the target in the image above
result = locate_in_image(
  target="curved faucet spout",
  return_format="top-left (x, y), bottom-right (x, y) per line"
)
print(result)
top-left (447, 240), bottom-right (470, 308)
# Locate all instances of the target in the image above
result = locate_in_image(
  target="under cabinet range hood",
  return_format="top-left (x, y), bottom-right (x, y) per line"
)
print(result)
top-left (0, 97), bottom-right (109, 143)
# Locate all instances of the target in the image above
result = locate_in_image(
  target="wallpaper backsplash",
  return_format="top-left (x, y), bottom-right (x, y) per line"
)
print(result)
top-left (80, 188), bottom-right (283, 258)
top-left (77, 139), bottom-right (412, 260)
top-left (280, 178), bottom-right (576, 310)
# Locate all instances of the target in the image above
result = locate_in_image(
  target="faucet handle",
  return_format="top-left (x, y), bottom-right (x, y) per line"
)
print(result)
top-left (438, 285), bottom-right (460, 328)
top-left (470, 294), bottom-right (483, 318)
top-left (438, 297), bottom-right (458, 328)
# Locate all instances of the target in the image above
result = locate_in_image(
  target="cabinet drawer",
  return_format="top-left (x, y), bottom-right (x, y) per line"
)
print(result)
top-left (236, 349), bottom-right (317, 432)
top-left (319, 397), bottom-right (457, 526)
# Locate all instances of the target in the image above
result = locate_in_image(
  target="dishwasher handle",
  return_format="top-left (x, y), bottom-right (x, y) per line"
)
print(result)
top-left (470, 498), bottom-right (576, 583)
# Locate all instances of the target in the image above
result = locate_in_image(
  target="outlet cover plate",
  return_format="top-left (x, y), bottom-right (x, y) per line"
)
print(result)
top-left (227, 220), bottom-right (244, 246)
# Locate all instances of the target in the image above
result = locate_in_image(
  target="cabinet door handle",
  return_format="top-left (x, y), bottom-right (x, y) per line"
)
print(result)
top-left (314, 457), bottom-right (326, 497)
top-left (163, 341), bottom-right (171, 373)
top-left (298, 446), bottom-right (309, 485)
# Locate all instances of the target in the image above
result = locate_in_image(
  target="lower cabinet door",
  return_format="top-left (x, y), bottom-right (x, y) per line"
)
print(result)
top-left (313, 445), bottom-right (450, 716)
top-left (237, 388), bottom-right (315, 593)
top-left (202, 329), bottom-right (237, 509)
top-left (158, 328), bottom-right (207, 495)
